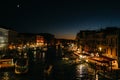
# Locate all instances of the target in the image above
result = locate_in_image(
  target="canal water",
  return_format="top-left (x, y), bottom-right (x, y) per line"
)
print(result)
top-left (0, 60), bottom-right (95, 80)
top-left (0, 49), bottom-right (111, 80)
top-left (0, 48), bottom-right (95, 80)
top-left (50, 62), bottom-right (95, 80)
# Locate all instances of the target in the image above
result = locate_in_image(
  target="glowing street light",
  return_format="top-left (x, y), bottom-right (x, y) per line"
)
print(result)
top-left (99, 47), bottom-right (102, 51)
top-left (98, 47), bottom-right (102, 56)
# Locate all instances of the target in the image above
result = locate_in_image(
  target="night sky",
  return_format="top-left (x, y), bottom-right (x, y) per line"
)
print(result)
top-left (1, 0), bottom-right (120, 39)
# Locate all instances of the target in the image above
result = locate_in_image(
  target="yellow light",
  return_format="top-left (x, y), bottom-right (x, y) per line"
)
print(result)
top-left (99, 47), bottom-right (102, 51)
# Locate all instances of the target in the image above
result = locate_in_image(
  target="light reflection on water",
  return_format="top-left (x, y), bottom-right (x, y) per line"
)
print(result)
top-left (0, 50), bottom-right (46, 80)
top-left (0, 71), bottom-right (15, 80)
top-left (1, 72), bottom-right (10, 80)
top-left (75, 63), bottom-right (93, 80)
top-left (0, 49), bottom-right (96, 80)
top-left (0, 63), bottom-right (94, 80)
top-left (0, 71), bottom-right (29, 80)
top-left (0, 69), bottom-right (30, 80)
top-left (75, 63), bottom-right (88, 77)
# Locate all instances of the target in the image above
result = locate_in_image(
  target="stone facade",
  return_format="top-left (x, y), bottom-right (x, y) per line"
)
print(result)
top-left (76, 27), bottom-right (120, 68)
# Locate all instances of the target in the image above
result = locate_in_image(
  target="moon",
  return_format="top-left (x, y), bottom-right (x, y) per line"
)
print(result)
top-left (17, 4), bottom-right (20, 8)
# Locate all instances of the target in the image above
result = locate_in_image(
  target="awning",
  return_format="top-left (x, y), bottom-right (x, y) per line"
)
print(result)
top-left (90, 55), bottom-right (116, 64)
top-left (100, 55), bottom-right (116, 61)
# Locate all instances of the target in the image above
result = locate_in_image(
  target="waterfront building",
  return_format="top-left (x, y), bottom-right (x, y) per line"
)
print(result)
top-left (17, 33), bottom-right (44, 47)
top-left (0, 27), bottom-right (18, 50)
top-left (76, 27), bottom-right (120, 68)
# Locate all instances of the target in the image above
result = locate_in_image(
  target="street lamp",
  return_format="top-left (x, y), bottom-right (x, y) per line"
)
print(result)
top-left (98, 47), bottom-right (102, 56)
top-left (99, 47), bottom-right (102, 51)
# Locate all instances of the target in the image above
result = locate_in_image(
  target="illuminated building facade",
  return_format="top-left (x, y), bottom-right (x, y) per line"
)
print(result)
top-left (104, 27), bottom-right (119, 68)
top-left (0, 27), bottom-right (18, 50)
top-left (76, 27), bottom-right (120, 68)
top-left (17, 33), bottom-right (45, 48)
top-left (0, 28), bottom-right (8, 50)
top-left (36, 35), bottom-right (44, 46)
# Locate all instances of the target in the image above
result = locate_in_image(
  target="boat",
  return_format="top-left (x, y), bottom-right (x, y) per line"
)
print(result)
top-left (14, 57), bottom-right (29, 74)
top-left (0, 59), bottom-right (14, 69)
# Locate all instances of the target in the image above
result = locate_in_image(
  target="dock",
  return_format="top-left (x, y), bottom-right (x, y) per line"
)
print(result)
top-left (0, 59), bottom-right (14, 68)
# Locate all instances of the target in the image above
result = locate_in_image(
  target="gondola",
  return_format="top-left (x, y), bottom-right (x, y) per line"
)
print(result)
top-left (14, 57), bottom-right (29, 74)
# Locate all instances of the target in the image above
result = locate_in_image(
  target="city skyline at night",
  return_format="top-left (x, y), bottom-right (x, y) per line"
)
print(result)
top-left (1, 0), bottom-right (120, 39)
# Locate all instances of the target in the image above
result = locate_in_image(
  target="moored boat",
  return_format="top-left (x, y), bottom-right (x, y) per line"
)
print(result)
top-left (14, 57), bottom-right (29, 74)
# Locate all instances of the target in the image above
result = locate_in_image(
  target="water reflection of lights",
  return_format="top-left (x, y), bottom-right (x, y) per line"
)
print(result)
top-left (0, 71), bottom-right (29, 80)
top-left (33, 51), bottom-right (37, 58)
top-left (1, 72), bottom-right (9, 80)
top-left (75, 64), bottom-right (88, 78)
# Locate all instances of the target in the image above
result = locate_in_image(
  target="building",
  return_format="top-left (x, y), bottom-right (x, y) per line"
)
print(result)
top-left (104, 27), bottom-right (119, 68)
top-left (36, 35), bottom-right (44, 47)
top-left (17, 33), bottom-right (45, 48)
top-left (76, 27), bottom-right (120, 68)
top-left (0, 27), bottom-right (18, 50)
